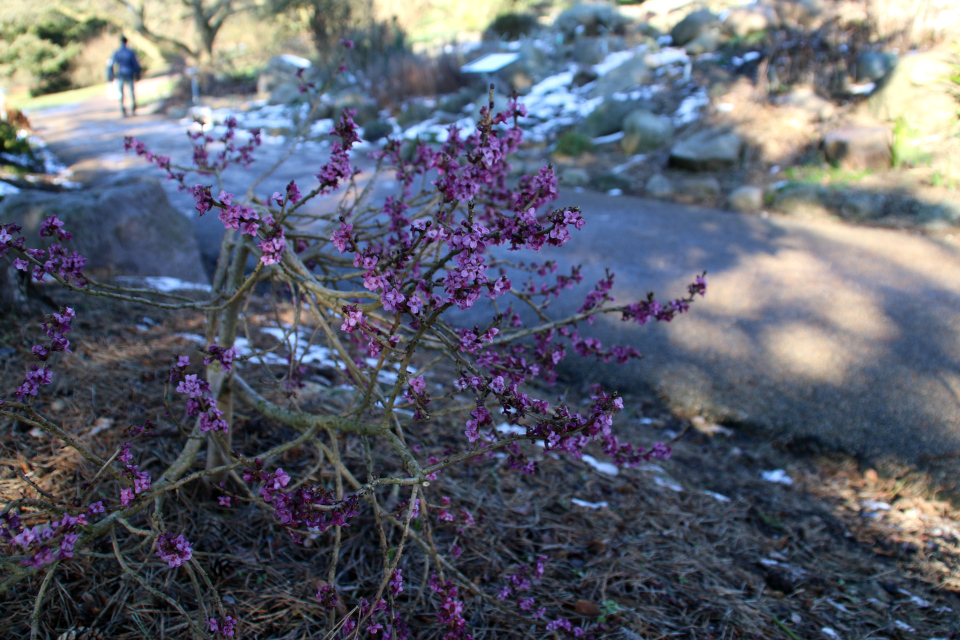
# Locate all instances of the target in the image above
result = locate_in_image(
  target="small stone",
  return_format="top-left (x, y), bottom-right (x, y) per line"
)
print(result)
top-left (589, 55), bottom-right (651, 100)
top-left (645, 174), bottom-right (674, 198)
top-left (864, 469), bottom-right (879, 484)
top-left (823, 127), bottom-right (892, 170)
top-left (559, 168), bottom-right (590, 187)
top-left (728, 185), bottom-right (764, 212)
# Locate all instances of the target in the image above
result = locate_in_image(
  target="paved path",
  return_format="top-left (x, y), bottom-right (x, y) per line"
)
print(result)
top-left (27, 88), bottom-right (960, 486)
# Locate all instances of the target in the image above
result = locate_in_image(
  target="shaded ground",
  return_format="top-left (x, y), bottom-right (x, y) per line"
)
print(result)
top-left (0, 288), bottom-right (957, 638)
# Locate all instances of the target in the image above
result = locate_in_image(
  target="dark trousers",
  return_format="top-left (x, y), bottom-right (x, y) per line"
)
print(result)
top-left (118, 76), bottom-right (136, 114)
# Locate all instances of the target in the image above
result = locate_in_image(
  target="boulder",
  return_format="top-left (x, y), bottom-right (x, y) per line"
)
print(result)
top-left (0, 179), bottom-right (208, 283)
top-left (645, 174), bottom-right (675, 198)
top-left (571, 64), bottom-right (600, 87)
top-left (559, 167), bottom-right (591, 187)
top-left (590, 55), bottom-right (651, 99)
top-left (685, 27), bottom-right (723, 55)
top-left (867, 51), bottom-right (959, 136)
top-left (398, 101), bottom-right (434, 126)
top-left (822, 127), bottom-right (891, 170)
top-left (579, 98), bottom-right (654, 138)
top-left (724, 6), bottom-right (777, 38)
top-left (856, 51), bottom-right (897, 83)
top-left (573, 37), bottom-right (608, 65)
top-left (669, 129), bottom-right (744, 171)
top-left (728, 185), bottom-right (764, 212)
top-left (555, 3), bottom-right (632, 40)
top-left (620, 110), bottom-right (674, 154)
top-left (670, 10), bottom-right (719, 47)
top-left (438, 88), bottom-right (479, 115)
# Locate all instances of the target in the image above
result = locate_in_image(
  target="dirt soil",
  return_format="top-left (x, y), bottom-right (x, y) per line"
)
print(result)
top-left (1, 285), bottom-right (958, 639)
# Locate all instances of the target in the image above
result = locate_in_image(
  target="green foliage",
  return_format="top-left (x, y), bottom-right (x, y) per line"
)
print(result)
top-left (554, 132), bottom-right (594, 158)
top-left (891, 117), bottom-right (933, 168)
top-left (0, 121), bottom-right (41, 173)
top-left (783, 164), bottom-right (873, 186)
top-left (485, 12), bottom-right (538, 40)
top-left (0, 10), bottom-right (108, 96)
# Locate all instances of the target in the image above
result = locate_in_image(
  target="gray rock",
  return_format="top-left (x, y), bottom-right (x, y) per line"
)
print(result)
top-left (774, 85), bottom-right (836, 121)
top-left (573, 37), bottom-right (607, 65)
top-left (579, 99), bottom-right (653, 138)
top-left (728, 185), bottom-right (764, 212)
top-left (685, 26), bottom-right (723, 55)
top-left (838, 191), bottom-right (886, 221)
top-left (868, 51), bottom-right (959, 136)
top-left (645, 174), bottom-right (675, 198)
top-left (670, 10), bottom-right (719, 47)
top-left (555, 3), bottom-right (632, 40)
top-left (594, 172), bottom-right (632, 192)
top-left (559, 167), bottom-right (591, 187)
top-left (590, 55), bottom-right (651, 99)
top-left (822, 127), bottom-right (891, 170)
top-left (267, 81), bottom-right (305, 106)
top-left (669, 129), bottom-right (744, 171)
top-left (397, 101), bottom-right (434, 126)
top-left (775, 0), bottom-right (828, 30)
top-left (438, 88), bottom-right (479, 115)
top-left (0, 179), bottom-right (208, 282)
top-left (472, 93), bottom-right (512, 124)
top-left (571, 64), bottom-right (599, 87)
top-left (362, 119), bottom-right (393, 142)
top-left (620, 110), bottom-right (674, 154)
top-left (856, 51), bottom-right (897, 83)
top-left (771, 184), bottom-right (832, 218)
top-left (678, 176), bottom-right (721, 201)
top-left (724, 6), bottom-right (777, 38)
top-left (916, 200), bottom-right (960, 226)
top-left (332, 92), bottom-right (379, 126)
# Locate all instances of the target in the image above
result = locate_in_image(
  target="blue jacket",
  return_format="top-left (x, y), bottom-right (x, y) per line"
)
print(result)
top-left (110, 46), bottom-right (141, 79)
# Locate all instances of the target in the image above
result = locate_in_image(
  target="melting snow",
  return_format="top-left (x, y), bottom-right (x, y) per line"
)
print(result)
top-left (581, 455), bottom-right (619, 476)
top-left (571, 498), bottom-right (608, 509)
top-left (761, 469), bottom-right (794, 485)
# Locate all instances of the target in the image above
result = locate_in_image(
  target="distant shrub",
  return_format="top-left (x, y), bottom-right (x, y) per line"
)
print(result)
top-left (485, 13), bottom-right (539, 40)
top-left (555, 131), bottom-right (595, 157)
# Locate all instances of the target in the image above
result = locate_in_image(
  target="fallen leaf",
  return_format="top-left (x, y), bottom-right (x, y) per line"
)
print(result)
top-left (574, 599), bottom-right (601, 616)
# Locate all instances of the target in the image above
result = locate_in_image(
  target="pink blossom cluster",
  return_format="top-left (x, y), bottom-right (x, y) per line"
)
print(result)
top-left (242, 462), bottom-right (360, 541)
top-left (11, 306), bottom-right (75, 400)
top-left (203, 343), bottom-right (238, 373)
top-left (0, 510), bottom-right (85, 569)
top-left (155, 532), bottom-right (193, 568)
top-left (117, 442), bottom-right (152, 507)
top-left (170, 356), bottom-right (229, 433)
top-left (206, 615), bottom-right (238, 637)
top-left (3, 215), bottom-right (87, 286)
top-left (428, 574), bottom-right (471, 640)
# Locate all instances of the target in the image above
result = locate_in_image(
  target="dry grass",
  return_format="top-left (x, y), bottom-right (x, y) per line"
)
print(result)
top-left (1, 285), bottom-right (958, 639)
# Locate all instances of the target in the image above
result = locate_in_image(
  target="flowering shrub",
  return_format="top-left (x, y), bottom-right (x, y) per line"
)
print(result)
top-left (0, 56), bottom-right (705, 637)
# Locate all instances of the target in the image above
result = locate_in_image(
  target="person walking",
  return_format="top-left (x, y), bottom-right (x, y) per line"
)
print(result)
top-left (107, 36), bottom-right (141, 117)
